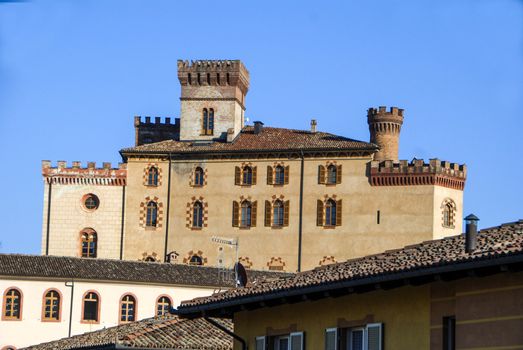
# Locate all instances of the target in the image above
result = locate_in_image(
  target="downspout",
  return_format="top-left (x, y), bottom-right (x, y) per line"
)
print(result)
top-left (164, 153), bottom-right (172, 262)
top-left (204, 316), bottom-right (247, 350)
top-left (65, 280), bottom-right (75, 337)
top-left (45, 180), bottom-right (53, 255)
top-left (119, 185), bottom-right (126, 260)
top-left (297, 151), bottom-right (305, 272)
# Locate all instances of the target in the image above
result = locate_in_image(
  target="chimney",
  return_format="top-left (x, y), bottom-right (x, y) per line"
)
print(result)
top-left (464, 214), bottom-right (479, 253)
top-left (310, 119), bottom-right (317, 133)
top-left (253, 121), bottom-right (264, 134)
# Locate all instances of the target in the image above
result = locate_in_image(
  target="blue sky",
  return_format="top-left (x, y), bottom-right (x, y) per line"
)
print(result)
top-left (0, 0), bottom-right (522, 254)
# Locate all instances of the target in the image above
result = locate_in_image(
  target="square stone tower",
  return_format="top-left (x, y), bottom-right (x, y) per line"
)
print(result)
top-left (177, 60), bottom-right (250, 141)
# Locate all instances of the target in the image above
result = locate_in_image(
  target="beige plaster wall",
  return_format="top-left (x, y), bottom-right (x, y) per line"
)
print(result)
top-left (123, 156), bottom-right (464, 272)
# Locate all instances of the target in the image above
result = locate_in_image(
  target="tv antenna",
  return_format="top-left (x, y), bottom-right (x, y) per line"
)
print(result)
top-left (211, 236), bottom-right (240, 284)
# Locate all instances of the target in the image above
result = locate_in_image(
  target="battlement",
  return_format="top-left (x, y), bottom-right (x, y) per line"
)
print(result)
top-left (134, 116), bottom-right (180, 146)
top-left (177, 59), bottom-right (250, 93)
top-left (369, 158), bottom-right (466, 190)
top-left (368, 106), bottom-right (404, 118)
top-left (41, 160), bottom-right (127, 186)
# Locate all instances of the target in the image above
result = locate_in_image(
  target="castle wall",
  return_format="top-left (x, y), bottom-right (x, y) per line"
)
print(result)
top-left (123, 156), bottom-right (464, 272)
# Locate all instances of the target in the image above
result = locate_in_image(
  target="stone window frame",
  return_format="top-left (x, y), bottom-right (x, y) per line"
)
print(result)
top-left (267, 162), bottom-right (290, 186)
top-left (201, 108), bottom-right (215, 136)
top-left (238, 256), bottom-right (253, 269)
top-left (139, 196), bottom-right (164, 229)
top-left (183, 250), bottom-right (208, 266)
top-left (441, 198), bottom-right (457, 229)
top-left (319, 256), bottom-right (337, 266)
top-left (143, 163), bottom-right (163, 187)
top-left (318, 161), bottom-right (342, 186)
top-left (41, 288), bottom-right (63, 323)
top-left (264, 195), bottom-right (290, 228)
top-left (2, 287), bottom-right (23, 321)
top-left (232, 195), bottom-right (257, 229)
top-left (235, 162), bottom-right (257, 186)
top-left (119, 293), bottom-right (138, 324)
top-left (190, 165), bottom-right (208, 187)
top-left (267, 257), bottom-right (286, 271)
top-left (81, 193), bottom-right (100, 212)
top-left (316, 195), bottom-right (342, 228)
top-left (185, 197), bottom-right (208, 229)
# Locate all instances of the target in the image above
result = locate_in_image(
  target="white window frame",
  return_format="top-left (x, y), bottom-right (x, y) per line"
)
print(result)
top-left (290, 331), bottom-right (304, 350)
top-left (325, 327), bottom-right (338, 350)
top-left (348, 327), bottom-right (366, 350)
top-left (365, 323), bottom-right (383, 350)
top-left (255, 336), bottom-right (266, 350)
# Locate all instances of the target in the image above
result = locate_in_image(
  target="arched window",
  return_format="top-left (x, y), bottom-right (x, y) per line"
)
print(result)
top-left (327, 164), bottom-right (337, 184)
top-left (3, 288), bottom-right (22, 320)
top-left (189, 255), bottom-right (203, 265)
top-left (274, 166), bottom-right (285, 185)
top-left (442, 199), bottom-right (456, 228)
top-left (194, 167), bottom-right (204, 186)
top-left (241, 201), bottom-right (252, 228)
top-left (81, 229), bottom-right (97, 258)
top-left (193, 201), bottom-right (203, 228)
top-left (146, 201), bottom-right (158, 227)
top-left (82, 291), bottom-right (100, 323)
top-left (119, 294), bottom-right (136, 323)
top-left (147, 167), bottom-right (159, 186)
top-left (42, 289), bottom-right (61, 321)
top-left (273, 200), bottom-right (284, 227)
top-left (242, 166), bottom-right (253, 185)
top-left (156, 296), bottom-right (172, 316)
top-left (325, 199), bottom-right (337, 226)
top-left (202, 108), bottom-right (214, 135)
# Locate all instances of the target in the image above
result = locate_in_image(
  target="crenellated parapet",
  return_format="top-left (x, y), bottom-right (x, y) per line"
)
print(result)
top-left (42, 160), bottom-right (127, 186)
top-left (134, 116), bottom-right (180, 146)
top-left (177, 60), bottom-right (250, 94)
top-left (369, 158), bottom-right (466, 190)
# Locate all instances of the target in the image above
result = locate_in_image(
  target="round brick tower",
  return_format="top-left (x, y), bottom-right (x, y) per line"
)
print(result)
top-left (367, 106), bottom-right (404, 161)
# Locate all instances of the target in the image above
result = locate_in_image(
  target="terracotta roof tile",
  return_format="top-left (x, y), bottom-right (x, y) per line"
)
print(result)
top-left (0, 254), bottom-right (291, 288)
top-left (22, 315), bottom-right (232, 349)
top-left (178, 220), bottom-right (523, 310)
top-left (121, 126), bottom-right (377, 155)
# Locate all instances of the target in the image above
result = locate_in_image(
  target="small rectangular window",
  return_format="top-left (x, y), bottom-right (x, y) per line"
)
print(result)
top-left (377, 210), bottom-right (380, 225)
top-left (325, 328), bottom-right (337, 350)
top-left (255, 336), bottom-right (266, 350)
top-left (443, 316), bottom-right (456, 350)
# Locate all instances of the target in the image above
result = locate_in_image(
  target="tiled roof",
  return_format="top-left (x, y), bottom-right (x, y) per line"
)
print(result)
top-left (0, 254), bottom-right (290, 288)
top-left (178, 220), bottom-right (523, 312)
top-left (120, 126), bottom-right (377, 155)
top-left (22, 315), bottom-right (232, 350)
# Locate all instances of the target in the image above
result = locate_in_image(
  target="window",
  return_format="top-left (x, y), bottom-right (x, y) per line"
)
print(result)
top-left (327, 164), bottom-right (337, 184)
top-left (324, 324), bottom-right (382, 350)
top-left (42, 289), bottom-right (61, 321)
top-left (318, 164), bottom-right (342, 185)
top-left (193, 201), bottom-right (203, 228)
top-left (81, 229), bottom-right (97, 258)
top-left (2, 288), bottom-right (22, 320)
top-left (325, 199), bottom-right (337, 226)
top-left (146, 201), bottom-right (158, 227)
top-left (317, 199), bottom-right (342, 227)
top-left (120, 294), bottom-right (136, 323)
top-left (156, 296), bottom-right (172, 316)
top-left (83, 194), bottom-right (99, 211)
top-left (202, 108), bottom-right (214, 135)
top-left (82, 291), bottom-right (99, 323)
top-left (443, 316), bottom-right (456, 350)
top-left (273, 200), bottom-right (284, 227)
top-left (147, 166), bottom-right (159, 186)
top-left (256, 332), bottom-right (304, 350)
top-left (241, 201), bottom-right (252, 228)
top-left (243, 166), bottom-right (253, 185)
top-left (194, 167), bottom-right (204, 186)
top-left (189, 255), bottom-right (203, 265)
top-left (275, 166), bottom-right (285, 185)
top-left (442, 200), bottom-right (456, 228)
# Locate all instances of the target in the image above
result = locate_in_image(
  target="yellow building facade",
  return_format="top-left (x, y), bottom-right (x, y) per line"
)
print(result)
top-left (42, 60), bottom-right (466, 272)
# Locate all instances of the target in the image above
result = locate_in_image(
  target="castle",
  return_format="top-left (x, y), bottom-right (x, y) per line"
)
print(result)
top-left (41, 60), bottom-right (466, 272)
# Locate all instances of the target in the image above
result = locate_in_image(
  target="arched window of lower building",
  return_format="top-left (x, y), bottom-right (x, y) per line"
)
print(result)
top-left (42, 289), bottom-right (61, 321)
top-left (156, 296), bottom-right (172, 316)
top-left (119, 294), bottom-right (137, 323)
top-left (82, 291), bottom-right (100, 323)
top-left (2, 288), bottom-right (22, 320)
